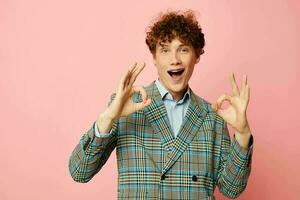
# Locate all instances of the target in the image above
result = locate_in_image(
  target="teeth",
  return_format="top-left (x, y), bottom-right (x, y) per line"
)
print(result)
top-left (168, 68), bottom-right (184, 72)
top-left (168, 68), bottom-right (185, 77)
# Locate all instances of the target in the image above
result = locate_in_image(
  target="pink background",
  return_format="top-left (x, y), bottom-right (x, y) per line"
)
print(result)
top-left (1, 0), bottom-right (300, 199)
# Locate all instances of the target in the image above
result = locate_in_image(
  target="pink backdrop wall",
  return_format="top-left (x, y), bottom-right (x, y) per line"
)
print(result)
top-left (1, 0), bottom-right (299, 199)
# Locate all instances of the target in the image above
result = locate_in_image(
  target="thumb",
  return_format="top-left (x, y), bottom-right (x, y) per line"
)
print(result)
top-left (133, 98), bottom-right (152, 112)
top-left (211, 103), bottom-right (219, 112)
top-left (212, 103), bottom-right (225, 119)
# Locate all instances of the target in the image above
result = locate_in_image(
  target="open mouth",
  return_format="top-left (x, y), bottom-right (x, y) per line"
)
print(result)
top-left (167, 68), bottom-right (185, 77)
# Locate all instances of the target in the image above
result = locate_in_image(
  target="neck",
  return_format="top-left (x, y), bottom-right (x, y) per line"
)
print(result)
top-left (157, 79), bottom-right (188, 102)
top-left (170, 87), bottom-right (188, 102)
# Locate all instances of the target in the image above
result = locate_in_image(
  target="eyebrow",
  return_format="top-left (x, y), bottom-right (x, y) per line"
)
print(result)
top-left (158, 43), bottom-right (189, 48)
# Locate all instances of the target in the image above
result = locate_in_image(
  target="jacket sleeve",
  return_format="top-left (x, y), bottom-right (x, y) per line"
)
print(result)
top-left (217, 118), bottom-right (254, 199)
top-left (68, 94), bottom-right (118, 183)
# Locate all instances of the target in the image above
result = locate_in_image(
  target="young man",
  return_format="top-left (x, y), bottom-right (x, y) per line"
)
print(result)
top-left (69, 10), bottom-right (253, 199)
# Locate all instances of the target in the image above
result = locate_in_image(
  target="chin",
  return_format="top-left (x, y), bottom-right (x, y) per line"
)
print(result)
top-left (170, 84), bottom-right (187, 93)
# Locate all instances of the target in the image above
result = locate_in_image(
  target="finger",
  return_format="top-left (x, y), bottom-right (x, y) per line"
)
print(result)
top-left (211, 103), bottom-right (218, 112)
top-left (216, 94), bottom-right (232, 109)
top-left (124, 62), bottom-right (138, 87)
top-left (119, 68), bottom-right (132, 91)
top-left (230, 72), bottom-right (240, 96)
top-left (245, 84), bottom-right (250, 103)
top-left (129, 85), bottom-right (152, 111)
top-left (128, 62), bottom-right (146, 87)
top-left (241, 74), bottom-right (247, 93)
top-left (131, 85), bottom-right (148, 102)
top-left (131, 62), bottom-right (143, 75)
top-left (133, 98), bottom-right (152, 111)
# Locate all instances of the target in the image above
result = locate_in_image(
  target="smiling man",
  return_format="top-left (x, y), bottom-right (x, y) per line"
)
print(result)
top-left (154, 38), bottom-right (199, 102)
top-left (69, 10), bottom-right (254, 199)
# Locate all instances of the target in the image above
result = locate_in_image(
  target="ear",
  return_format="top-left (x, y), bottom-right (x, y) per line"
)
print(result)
top-left (152, 54), bottom-right (157, 66)
top-left (195, 56), bottom-right (200, 64)
top-left (195, 49), bottom-right (204, 64)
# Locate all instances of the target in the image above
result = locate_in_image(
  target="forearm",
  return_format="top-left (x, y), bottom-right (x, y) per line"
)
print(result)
top-left (68, 122), bottom-right (117, 183)
top-left (217, 121), bottom-right (254, 198)
top-left (96, 108), bottom-right (117, 133)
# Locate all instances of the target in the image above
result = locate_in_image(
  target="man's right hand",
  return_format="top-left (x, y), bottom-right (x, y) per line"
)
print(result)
top-left (96, 62), bottom-right (152, 133)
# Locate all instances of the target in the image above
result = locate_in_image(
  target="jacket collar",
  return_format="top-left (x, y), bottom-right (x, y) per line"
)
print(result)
top-left (154, 79), bottom-right (190, 103)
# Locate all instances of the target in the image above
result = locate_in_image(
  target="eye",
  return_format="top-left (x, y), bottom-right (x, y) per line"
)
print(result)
top-left (180, 47), bottom-right (189, 53)
top-left (161, 48), bottom-right (169, 53)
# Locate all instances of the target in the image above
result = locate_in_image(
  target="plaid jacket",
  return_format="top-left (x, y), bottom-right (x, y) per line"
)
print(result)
top-left (69, 81), bottom-right (254, 200)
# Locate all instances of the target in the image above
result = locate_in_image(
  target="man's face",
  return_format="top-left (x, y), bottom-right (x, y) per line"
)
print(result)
top-left (153, 37), bottom-right (200, 101)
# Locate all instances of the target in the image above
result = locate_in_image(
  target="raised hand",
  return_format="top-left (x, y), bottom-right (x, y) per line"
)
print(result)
top-left (97, 62), bottom-right (152, 133)
top-left (211, 73), bottom-right (251, 135)
top-left (108, 62), bottom-right (152, 119)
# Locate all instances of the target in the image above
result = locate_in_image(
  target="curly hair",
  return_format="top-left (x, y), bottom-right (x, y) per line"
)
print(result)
top-left (145, 10), bottom-right (205, 58)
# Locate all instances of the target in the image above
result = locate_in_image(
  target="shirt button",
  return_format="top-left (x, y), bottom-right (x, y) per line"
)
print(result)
top-left (161, 174), bottom-right (167, 180)
top-left (192, 175), bottom-right (197, 182)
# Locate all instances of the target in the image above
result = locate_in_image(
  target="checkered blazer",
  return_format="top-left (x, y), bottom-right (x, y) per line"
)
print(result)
top-left (69, 81), bottom-right (254, 199)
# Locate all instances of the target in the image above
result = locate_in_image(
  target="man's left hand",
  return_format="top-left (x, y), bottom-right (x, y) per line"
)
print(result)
top-left (212, 73), bottom-right (252, 142)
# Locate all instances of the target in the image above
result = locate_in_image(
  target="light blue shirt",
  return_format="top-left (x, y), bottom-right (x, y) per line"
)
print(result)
top-left (95, 79), bottom-right (191, 138)
top-left (154, 79), bottom-right (190, 137)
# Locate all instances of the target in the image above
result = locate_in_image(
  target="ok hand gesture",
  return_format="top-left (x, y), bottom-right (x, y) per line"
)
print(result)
top-left (212, 73), bottom-right (251, 135)
top-left (108, 62), bottom-right (152, 119)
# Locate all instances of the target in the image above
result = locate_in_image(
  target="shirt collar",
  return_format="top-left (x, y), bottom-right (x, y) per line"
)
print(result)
top-left (154, 79), bottom-right (190, 104)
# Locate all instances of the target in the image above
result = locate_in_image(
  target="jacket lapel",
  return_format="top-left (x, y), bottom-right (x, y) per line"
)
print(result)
top-left (144, 81), bottom-right (175, 155)
top-left (162, 90), bottom-right (208, 174)
top-left (143, 82), bottom-right (209, 174)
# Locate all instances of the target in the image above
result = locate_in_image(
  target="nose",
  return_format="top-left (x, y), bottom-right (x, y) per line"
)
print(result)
top-left (170, 51), bottom-right (181, 65)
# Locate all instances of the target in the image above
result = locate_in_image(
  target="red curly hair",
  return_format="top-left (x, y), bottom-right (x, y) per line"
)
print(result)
top-left (145, 10), bottom-right (205, 58)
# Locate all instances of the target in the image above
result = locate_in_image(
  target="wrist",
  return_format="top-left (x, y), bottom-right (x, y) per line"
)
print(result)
top-left (102, 108), bottom-right (118, 121)
top-left (234, 131), bottom-right (251, 149)
top-left (97, 109), bottom-right (117, 133)
top-left (235, 120), bottom-right (251, 134)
